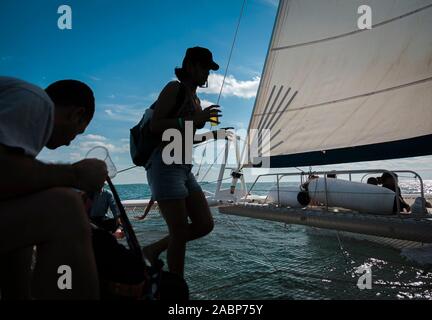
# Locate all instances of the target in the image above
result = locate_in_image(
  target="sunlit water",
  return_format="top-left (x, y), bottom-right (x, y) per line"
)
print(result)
top-left (114, 181), bottom-right (432, 300)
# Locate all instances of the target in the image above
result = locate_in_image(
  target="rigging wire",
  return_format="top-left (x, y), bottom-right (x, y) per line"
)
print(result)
top-left (197, 147), bottom-right (228, 183)
top-left (113, 139), bottom-right (222, 178)
top-left (195, 0), bottom-right (247, 178)
top-left (192, 0), bottom-right (286, 285)
top-left (116, 165), bottom-right (138, 174)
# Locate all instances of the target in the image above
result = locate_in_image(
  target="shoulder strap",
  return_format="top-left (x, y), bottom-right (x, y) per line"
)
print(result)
top-left (172, 81), bottom-right (186, 117)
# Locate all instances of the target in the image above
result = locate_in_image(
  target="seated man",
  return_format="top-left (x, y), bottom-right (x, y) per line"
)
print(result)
top-left (86, 187), bottom-right (124, 239)
top-left (381, 172), bottom-right (410, 213)
top-left (0, 77), bottom-right (107, 299)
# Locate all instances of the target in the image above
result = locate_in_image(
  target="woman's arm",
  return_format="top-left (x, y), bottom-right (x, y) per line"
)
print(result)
top-left (150, 81), bottom-right (222, 134)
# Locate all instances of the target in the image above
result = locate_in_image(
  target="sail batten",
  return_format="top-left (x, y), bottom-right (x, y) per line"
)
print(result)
top-left (247, 0), bottom-right (432, 168)
top-left (272, 2), bottom-right (432, 51)
top-left (253, 76), bottom-right (432, 117)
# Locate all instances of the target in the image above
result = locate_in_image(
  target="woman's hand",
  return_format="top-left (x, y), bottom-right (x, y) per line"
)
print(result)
top-left (191, 105), bottom-right (222, 126)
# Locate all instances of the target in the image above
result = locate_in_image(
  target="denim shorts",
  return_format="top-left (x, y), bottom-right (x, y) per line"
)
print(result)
top-left (145, 148), bottom-right (202, 201)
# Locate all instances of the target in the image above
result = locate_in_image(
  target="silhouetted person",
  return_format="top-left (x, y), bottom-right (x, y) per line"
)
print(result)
top-left (142, 47), bottom-right (225, 277)
top-left (0, 77), bottom-right (107, 299)
top-left (381, 172), bottom-right (410, 213)
top-left (87, 188), bottom-right (123, 236)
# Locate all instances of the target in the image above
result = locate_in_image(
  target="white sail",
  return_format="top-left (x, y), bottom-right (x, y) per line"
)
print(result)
top-left (248, 0), bottom-right (432, 168)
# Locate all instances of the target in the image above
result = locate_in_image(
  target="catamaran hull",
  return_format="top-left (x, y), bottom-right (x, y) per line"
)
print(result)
top-left (308, 178), bottom-right (395, 214)
top-left (305, 228), bottom-right (427, 250)
top-left (219, 204), bottom-right (432, 244)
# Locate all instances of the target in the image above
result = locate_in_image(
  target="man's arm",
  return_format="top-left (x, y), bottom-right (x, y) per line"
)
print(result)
top-left (400, 196), bottom-right (411, 212)
top-left (107, 191), bottom-right (120, 221)
top-left (0, 145), bottom-right (76, 200)
top-left (0, 145), bottom-right (107, 200)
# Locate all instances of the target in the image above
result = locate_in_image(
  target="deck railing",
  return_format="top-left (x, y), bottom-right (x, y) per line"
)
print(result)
top-left (242, 169), bottom-right (425, 216)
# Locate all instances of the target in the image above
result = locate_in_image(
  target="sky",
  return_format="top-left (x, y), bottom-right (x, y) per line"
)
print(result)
top-left (1, 0), bottom-right (431, 185)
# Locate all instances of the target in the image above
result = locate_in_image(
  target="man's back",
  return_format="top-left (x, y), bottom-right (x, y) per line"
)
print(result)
top-left (0, 77), bottom-right (54, 157)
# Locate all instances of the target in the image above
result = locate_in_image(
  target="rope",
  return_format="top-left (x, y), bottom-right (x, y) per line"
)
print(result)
top-left (335, 231), bottom-right (353, 267)
top-left (113, 162), bottom-right (232, 187)
top-left (221, 213), bottom-right (286, 288)
top-left (195, 147), bottom-right (207, 178)
top-left (116, 165), bottom-right (138, 174)
top-left (196, 0), bottom-right (247, 177)
top-left (197, 146), bottom-right (227, 183)
top-left (215, 0), bottom-right (247, 106)
top-left (113, 140), bottom-right (219, 178)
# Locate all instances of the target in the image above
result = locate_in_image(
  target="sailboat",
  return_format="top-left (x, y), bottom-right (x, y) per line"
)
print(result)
top-left (123, 0), bottom-right (432, 253)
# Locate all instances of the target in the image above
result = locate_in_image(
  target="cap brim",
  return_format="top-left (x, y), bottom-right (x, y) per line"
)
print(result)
top-left (210, 61), bottom-right (219, 71)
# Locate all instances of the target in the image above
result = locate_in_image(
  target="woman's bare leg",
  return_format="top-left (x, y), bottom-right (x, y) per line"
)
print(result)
top-left (155, 199), bottom-right (189, 276)
top-left (142, 191), bottom-right (214, 270)
top-left (185, 191), bottom-right (214, 239)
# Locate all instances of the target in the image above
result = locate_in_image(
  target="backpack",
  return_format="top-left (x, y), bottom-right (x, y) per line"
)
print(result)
top-left (91, 226), bottom-right (189, 300)
top-left (130, 83), bottom-right (186, 166)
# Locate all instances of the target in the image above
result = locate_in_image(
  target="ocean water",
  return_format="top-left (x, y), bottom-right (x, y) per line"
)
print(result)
top-left (113, 181), bottom-right (432, 300)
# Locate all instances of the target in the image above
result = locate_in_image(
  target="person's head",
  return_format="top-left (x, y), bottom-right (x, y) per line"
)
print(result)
top-left (45, 80), bottom-right (95, 149)
top-left (367, 177), bottom-right (378, 185)
top-left (175, 47), bottom-right (219, 87)
top-left (297, 191), bottom-right (311, 207)
top-left (381, 172), bottom-right (398, 187)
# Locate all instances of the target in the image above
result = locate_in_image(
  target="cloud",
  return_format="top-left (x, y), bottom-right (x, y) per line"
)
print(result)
top-left (121, 93), bottom-right (159, 103)
top-left (79, 140), bottom-right (129, 154)
top-left (85, 74), bottom-right (101, 81)
top-left (68, 134), bottom-right (130, 158)
top-left (103, 104), bottom-right (144, 123)
top-left (226, 120), bottom-right (246, 129)
top-left (200, 99), bottom-right (215, 108)
top-left (83, 134), bottom-right (107, 141)
top-left (199, 74), bottom-right (260, 99)
top-left (69, 152), bottom-right (82, 161)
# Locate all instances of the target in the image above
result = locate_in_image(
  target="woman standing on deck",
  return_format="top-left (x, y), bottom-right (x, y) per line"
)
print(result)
top-left (143, 47), bottom-right (223, 277)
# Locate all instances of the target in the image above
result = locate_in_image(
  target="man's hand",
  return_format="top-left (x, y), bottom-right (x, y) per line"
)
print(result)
top-left (72, 159), bottom-right (108, 192)
top-left (113, 228), bottom-right (125, 240)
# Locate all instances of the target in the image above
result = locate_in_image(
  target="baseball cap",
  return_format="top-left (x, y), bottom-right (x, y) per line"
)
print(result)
top-left (183, 46), bottom-right (219, 71)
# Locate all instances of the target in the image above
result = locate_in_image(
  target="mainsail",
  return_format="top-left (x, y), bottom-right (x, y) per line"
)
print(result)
top-left (247, 0), bottom-right (432, 168)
